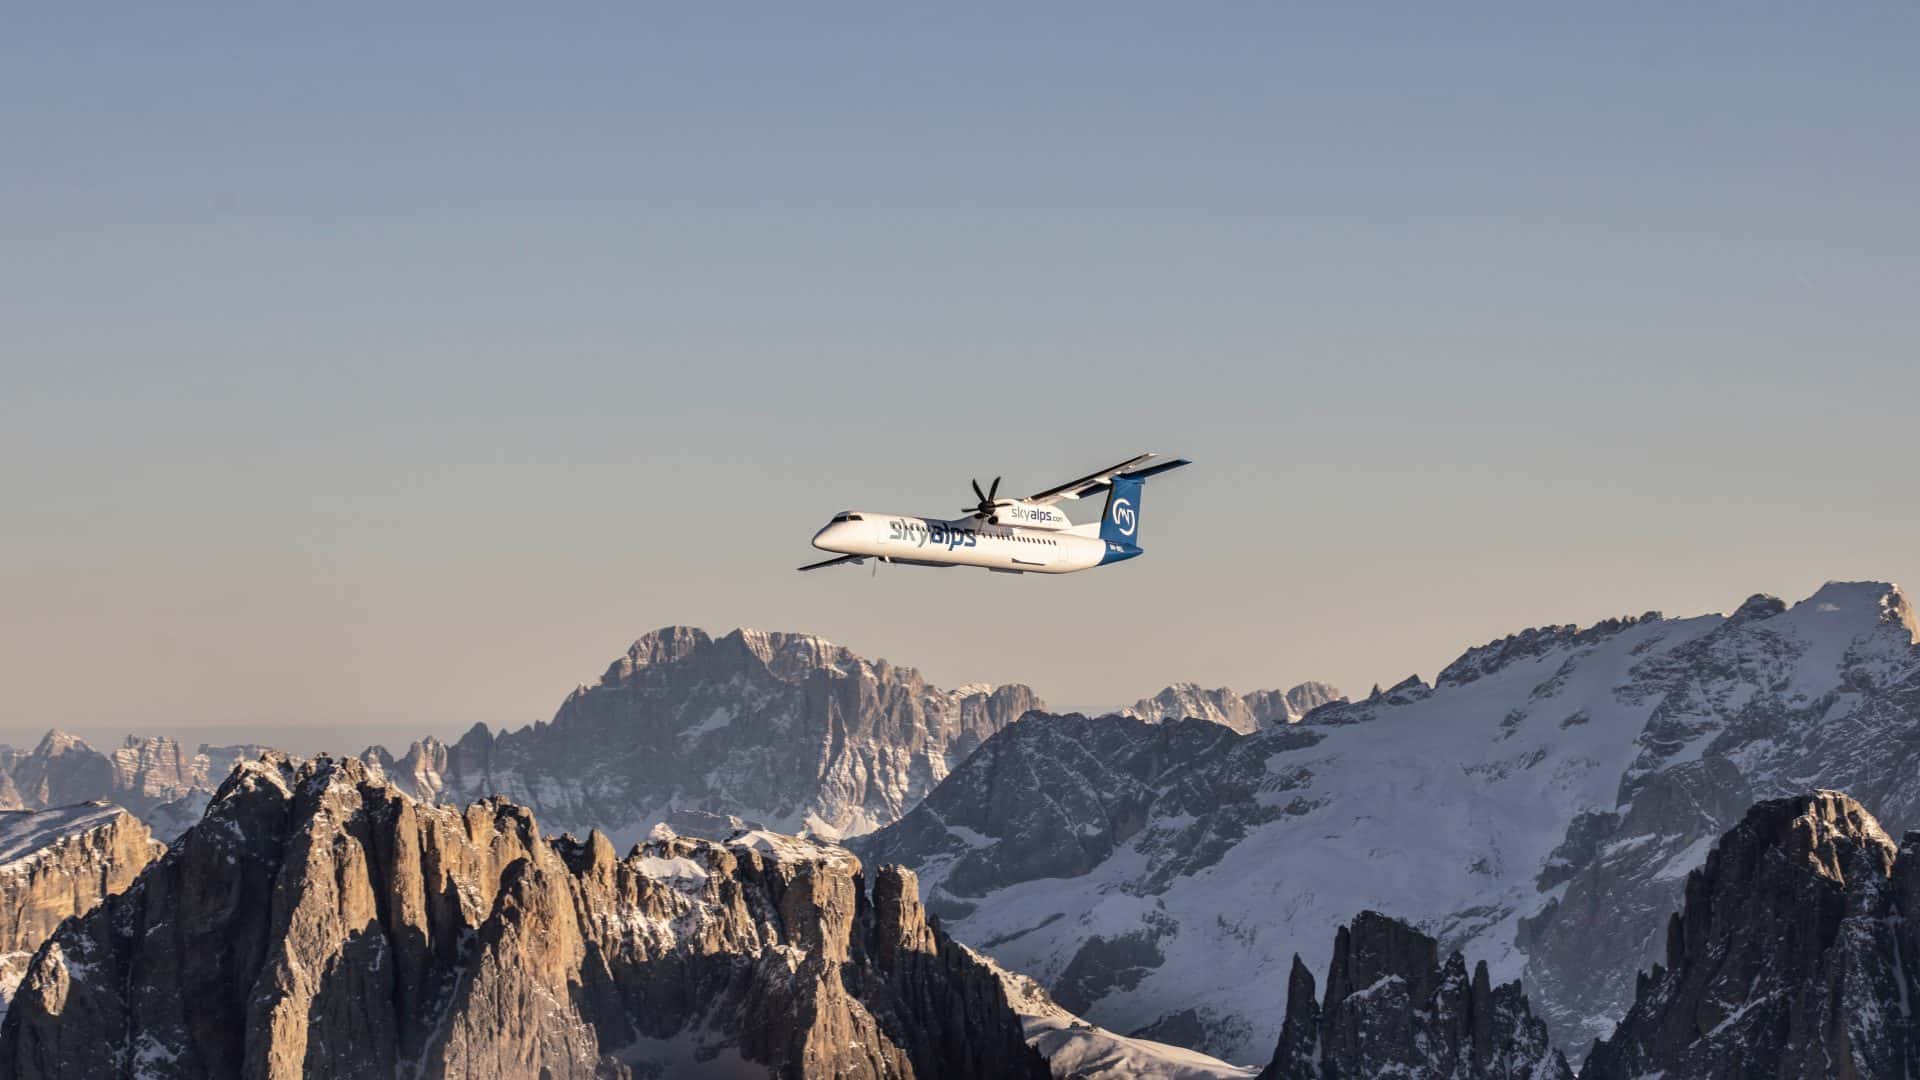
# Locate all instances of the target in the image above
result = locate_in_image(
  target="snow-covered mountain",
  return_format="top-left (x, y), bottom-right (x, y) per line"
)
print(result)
top-left (366, 626), bottom-right (1044, 846)
top-left (1124, 682), bottom-right (1344, 733)
top-left (855, 581), bottom-right (1920, 1063)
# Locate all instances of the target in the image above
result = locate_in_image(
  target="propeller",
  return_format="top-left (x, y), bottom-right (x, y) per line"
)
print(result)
top-left (966, 476), bottom-right (1004, 521)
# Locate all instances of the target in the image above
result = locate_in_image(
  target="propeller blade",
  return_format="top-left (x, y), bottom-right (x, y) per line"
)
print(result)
top-left (989, 476), bottom-right (1001, 500)
top-left (971, 478), bottom-right (986, 504)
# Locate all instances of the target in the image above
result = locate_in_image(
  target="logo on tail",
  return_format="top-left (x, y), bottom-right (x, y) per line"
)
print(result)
top-left (1099, 476), bottom-right (1145, 546)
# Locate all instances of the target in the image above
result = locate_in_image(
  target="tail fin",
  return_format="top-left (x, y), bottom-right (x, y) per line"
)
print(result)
top-left (1099, 475), bottom-right (1145, 546)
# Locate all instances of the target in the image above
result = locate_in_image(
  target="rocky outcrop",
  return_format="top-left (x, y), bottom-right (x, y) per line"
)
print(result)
top-left (0, 804), bottom-right (163, 1008)
top-left (0, 754), bottom-right (1048, 1079)
top-left (369, 627), bottom-right (1042, 845)
top-left (1256, 911), bottom-right (1570, 1080)
top-left (1127, 682), bottom-right (1344, 733)
top-left (1582, 791), bottom-right (1920, 1079)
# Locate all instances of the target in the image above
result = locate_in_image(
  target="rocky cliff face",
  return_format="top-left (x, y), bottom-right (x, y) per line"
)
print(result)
top-left (368, 627), bottom-right (1042, 845)
top-left (0, 734), bottom-right (264, 841)
top-left (0, 803), bottom-right (163, 1009)
top-left (1582, 791), bottom-right (1920, 1079)
top-left (857, 582), bottom-right (1920, 1062)
top-left (852, 711), bottom-right (1308, 936)
top-left (0, 754), bottom-right (1048, 1080)
top-left (1125, 682), bottom-right (1343, 734)
top-left (1257, 911), bottom-right (1570, 1080)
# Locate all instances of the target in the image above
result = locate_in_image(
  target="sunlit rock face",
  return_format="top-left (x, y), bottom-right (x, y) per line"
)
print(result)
top-left (0, 754), bottom-right (1048, 1080)
top-left (0, 803), bottom-right (163, 1011)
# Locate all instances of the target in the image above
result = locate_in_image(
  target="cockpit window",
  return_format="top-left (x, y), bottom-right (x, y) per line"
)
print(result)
top-left (829, 513), bottom-right (864, 523)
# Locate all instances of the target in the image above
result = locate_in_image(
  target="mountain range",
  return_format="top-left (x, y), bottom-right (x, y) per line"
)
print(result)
top-left (2, 579), bottom-right (1916, 1076)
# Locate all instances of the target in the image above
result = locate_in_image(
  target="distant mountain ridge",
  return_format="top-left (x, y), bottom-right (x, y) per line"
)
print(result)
top-left (364, 626), bottom-right (1046, 845)
top-left (1124, 681), bottom-right (1344, 734)
top-left (0, 734), bottom-right (266, 840)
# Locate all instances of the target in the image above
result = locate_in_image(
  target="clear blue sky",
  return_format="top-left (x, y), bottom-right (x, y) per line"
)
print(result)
top-left (4, 5), bottom-right (1915, 750)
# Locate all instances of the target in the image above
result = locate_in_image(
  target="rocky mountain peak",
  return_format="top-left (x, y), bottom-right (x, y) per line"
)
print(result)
top-left (26, 731), bottom-right (90, 758)
top-left (724, 626), bottom-right (856, 678)
top-left (1767, 788), bottom-right (1895, 884)
top-left (613, 624), bottom-right (712, 675)
top-left (1728, 592), bottom-right (1787, 623)
top-left (1257, 911), bottom-right (1570, 1080)
top-left (368, 628), bottom-right (1044, 845)
top-left (1787, 580), bottom-right (1917, 650)
top-left (1583, 790), bottom-right (1920, 1079)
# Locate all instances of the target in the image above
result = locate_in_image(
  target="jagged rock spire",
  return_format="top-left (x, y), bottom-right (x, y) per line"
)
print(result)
top-left (1583, 791), bottom-right (1920, 1079)
top-left (1257, 910), bottom-right (1571, 1080)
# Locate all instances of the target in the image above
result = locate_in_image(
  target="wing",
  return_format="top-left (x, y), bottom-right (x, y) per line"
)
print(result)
top-left (1024, 453), bottom-right (1157, 505)
top-left (796, 554), bottom-right (866, 572)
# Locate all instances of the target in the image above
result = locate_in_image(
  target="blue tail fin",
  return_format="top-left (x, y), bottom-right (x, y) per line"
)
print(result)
top-left (1099, 475), bottom-right (1145, 546)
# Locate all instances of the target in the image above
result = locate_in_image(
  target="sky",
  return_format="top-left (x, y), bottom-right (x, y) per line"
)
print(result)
top-left (3, 5), bottom-right (1915, 753)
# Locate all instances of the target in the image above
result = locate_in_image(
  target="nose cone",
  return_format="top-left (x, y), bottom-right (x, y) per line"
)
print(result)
top-left (812, 521), bottom-right (850, 552)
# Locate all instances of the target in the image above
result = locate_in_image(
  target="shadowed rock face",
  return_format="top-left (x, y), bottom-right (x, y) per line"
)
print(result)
top-left (367, 626), bottom-right (1044, 844)
top-left (0, 755), bottom-right (1048, 1080)
top-left (1582, 791), bottom-right (1920, 1080)
top-left (0, 804), bottom-right (163, 1008)
top-left (1257, 911), bottom-right (1571, 1080)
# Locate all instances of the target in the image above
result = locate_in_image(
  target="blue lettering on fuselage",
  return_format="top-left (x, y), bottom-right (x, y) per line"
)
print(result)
top-left (886, 519), bottom-right (978, 551)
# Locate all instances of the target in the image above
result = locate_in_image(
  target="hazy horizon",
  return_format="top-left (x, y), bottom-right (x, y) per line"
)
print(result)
top-left (6, 6), bottom-right (1914, 753)
top-left (1, 575), bottom-right (1901, 754)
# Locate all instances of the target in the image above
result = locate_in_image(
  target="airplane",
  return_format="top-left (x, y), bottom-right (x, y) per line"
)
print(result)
top-left (799, 452), bottom-right (1191, 575)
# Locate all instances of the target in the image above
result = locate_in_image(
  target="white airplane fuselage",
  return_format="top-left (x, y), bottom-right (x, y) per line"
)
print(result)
top-left (810, 512), bottom-right (1138, 574)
